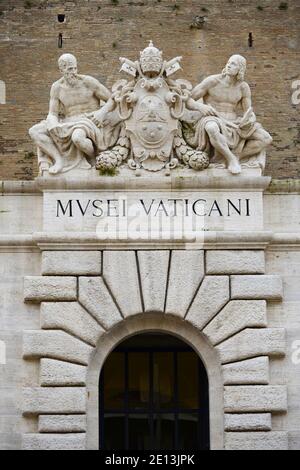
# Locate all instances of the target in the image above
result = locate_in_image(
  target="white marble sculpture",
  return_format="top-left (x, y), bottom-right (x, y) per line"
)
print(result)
top-left (29, 54), bottom-right (121, 174)
top-left (183, 55), bottom-right (273, 174)
top-left (95, 41), bottom-right (211, 173)
top-left (29, 46), bottom-right (272, 176)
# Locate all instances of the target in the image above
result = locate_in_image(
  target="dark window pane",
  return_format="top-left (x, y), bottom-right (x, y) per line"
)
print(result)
top-left (178, 413), bottom-right (199, 450)
top-left (103, 414), bottom-right (125, 450)
top-left (103, 352), bottom-right (125, 410)
top-left (128, 352), bottom-right (150, 410)
top-left (178, 352), bottom-right (199, 409)
top-left (153, 352), bottom-right (174, 409)
top-left (128, 414), bottom-right (151, 450)
top-left (153, 414), bottom-right (175, 450)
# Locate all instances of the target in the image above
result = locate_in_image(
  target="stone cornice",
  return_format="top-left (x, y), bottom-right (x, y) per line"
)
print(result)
top-left (0, 176), bottom-right (300, 196)
top-left (1, 173), bottom-right (272, 193)
top-left (1, 231), bottom-right (300, 251)
top-left (4, 177), bottom-right (300, 194)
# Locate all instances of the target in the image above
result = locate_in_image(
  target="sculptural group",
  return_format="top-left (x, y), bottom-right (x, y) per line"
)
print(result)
top-left (29, 42), bottom-right (272, 176)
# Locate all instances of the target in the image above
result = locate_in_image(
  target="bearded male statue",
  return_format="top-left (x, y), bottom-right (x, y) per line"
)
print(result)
top-left (184, 54), bottom-right (273, 174)
top-left (29, 53), bottom-right (121, 175)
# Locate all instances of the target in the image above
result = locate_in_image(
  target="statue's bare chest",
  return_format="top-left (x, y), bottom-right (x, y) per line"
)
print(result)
top-left (208, 82), bottom-right (243, 105)
top-left (58, 84), bottom-right (95, 109)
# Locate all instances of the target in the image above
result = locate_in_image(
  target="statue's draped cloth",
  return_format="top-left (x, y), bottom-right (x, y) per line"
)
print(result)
top-left (37, 113), bottom-right (121, 171)
top-left (183, 112), bottom-right (263, 157)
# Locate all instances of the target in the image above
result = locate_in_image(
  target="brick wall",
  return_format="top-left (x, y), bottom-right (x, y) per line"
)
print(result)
top-left (0, 0), bottom-right (299, 180)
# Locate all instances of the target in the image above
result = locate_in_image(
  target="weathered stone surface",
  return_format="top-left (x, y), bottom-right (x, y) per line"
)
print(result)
top-left (22, 434), bottom-right (86, 450)
top-left (40, 359), bottom-right (87, 387)
top-left (225, 413), bottom-right (272, 432)
top-left (203, 300), bottom-right (267, 345)
top-left (165, 250), bottom-right (205, 317)
top-left (217, 328), bottom-right (286, 364)
top-left (186, 276), bottom-right (230, 330)
top-left (38, 415), bottom-right (87, 433)
top-left (225, 432), bottom-right (288, 451)
top-left (23, 331), bottom-right (93, 365)
top-left (222, 357), bottom-right (270, 385)
top-left (137, 251), bottom-right (170, 312)
top-left (24, 276), bottom-right (77, 302)
top-left (224, 385), bottom-right (287, 413)
top-left (231, 275), bottom-right (283, 300)
top-left (79, 277), bottom-right (122, 329)
top-left (103, 251), bottom-right (143, 317)
top-left (23, 388), bottom-right (87, 415)
top-left (206, 251), bottom-right (265, 275)
top-left (42, 251), bottom-right (101, 276)
top-left (41, 302), bottom-right (104, 346)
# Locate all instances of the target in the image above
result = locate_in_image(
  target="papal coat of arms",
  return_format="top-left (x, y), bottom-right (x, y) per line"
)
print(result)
top-left (96, 41), bottom-right (209, 173)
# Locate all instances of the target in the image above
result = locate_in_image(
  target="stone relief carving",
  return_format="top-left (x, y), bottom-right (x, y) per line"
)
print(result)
top-left (29, 44), bottom-right (272, 176)
top-left (182, 54), bottom-right (273, 173)
top-left (29, 54), bottom-right (121, 175)
top-left (96, 42), bottom-right (209, 173)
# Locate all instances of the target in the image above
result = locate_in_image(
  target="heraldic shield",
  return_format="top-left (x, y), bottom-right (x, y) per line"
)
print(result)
top-left (125, 80), bottom-right (179, 172)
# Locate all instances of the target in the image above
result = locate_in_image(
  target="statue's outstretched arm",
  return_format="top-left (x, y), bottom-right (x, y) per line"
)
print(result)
top-left (91, 98), bottom-right (116, 128)
top-left (95, 80), bottom-right (111, 103)
top-left (192, 76), bottom-right (217, 101)
top-left (186, 97), bottom-right (218, 117)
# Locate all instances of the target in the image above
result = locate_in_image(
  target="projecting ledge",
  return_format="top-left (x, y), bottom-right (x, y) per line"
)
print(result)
top-left (30, 231), bottom-right (274, 251)
top-left (1, 171), bottom-right (271, 193)
top-left (2, 232), bottom-right (300, 251)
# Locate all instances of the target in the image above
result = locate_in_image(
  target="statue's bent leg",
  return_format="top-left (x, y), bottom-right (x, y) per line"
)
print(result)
top-left (71, 129), bottom-right (95, 160)
top-left (240, 129), bottom-right (273, 159)
top-left (29, 122), bottom-right (64, 175)
top-left (205, 121), bottom-right (241, 175)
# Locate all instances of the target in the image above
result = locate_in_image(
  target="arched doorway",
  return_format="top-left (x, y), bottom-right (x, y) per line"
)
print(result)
top-left (99, 333), bottom-right (210, 451)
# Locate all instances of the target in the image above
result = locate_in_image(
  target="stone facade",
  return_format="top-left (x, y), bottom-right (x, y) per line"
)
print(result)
top-left (0, 0), bottom-right (300, 179)
top-left (0, 173), bottom-right (300, 450)
top-left (21, 247), bottom-right (288, 450)
top-left (0, 0), bottom-right (300, 452)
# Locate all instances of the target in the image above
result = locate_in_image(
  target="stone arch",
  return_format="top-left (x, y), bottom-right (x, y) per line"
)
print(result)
top-left (86, 313), bottom-right (224, 450)
top-left (22, 249), bottom-right (288, 450)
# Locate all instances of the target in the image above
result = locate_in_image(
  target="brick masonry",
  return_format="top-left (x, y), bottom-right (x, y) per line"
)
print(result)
top-left (0, 0), bottom-right (299, 180)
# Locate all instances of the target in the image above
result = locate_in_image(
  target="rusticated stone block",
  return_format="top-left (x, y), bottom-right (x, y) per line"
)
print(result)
top-left (22, 434), bottom-right (86, 450)
top-left (222, 357), bottom-right (270, 385)
top-left (165, 250), bottom-right (205, 317)
top-left (40, 359), bottom-right (87, 387)
top-left (225, 432), bottom-right (288, 450)
top-left (225, 413), bottom-right (272, 432)
top-left (186, 276), bottom-right (230, 330)
top-left (41, 302), bottom-right (104, 346)
top-left (224, 385), bottom-right (287, 413)
top-left (42, 251), bottom-right (101, 276)
top-left (217, 328), bottom-right (286, 364)
top-left (103, 251), bottom-right (142, 317)
top-left (206, 251), bottom-right (265, 275)
top-left (24, 276), bottom-right (77, 302)
top-left (23, 388), bottom-right (87, 415)
top-left (137, 251), bottom-right (170, 312)
top-left (23, 330), bottom-right (93, 365)
top-left (39, 415), bottom-right (87, 433)
top-left (231, 275), bottom-right (283, 300)
top-left (79, 277), bottom-right (122, 329)
top-left (203, 300), bottom-right (267, 345)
